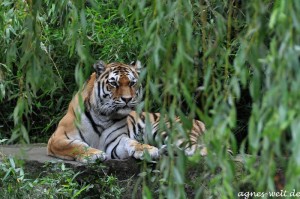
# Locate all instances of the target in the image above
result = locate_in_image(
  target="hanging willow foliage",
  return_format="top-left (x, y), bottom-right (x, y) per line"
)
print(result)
top-left (1, 0), bottom-right (300, 198)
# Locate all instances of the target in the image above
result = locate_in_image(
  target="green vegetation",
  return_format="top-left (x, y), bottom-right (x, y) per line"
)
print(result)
top-left (1, 0), bottom-right (300, 198)
top-left (0, 0), bottom-right (139, 143)
top-left (0, 156), bottom-right (123, 198)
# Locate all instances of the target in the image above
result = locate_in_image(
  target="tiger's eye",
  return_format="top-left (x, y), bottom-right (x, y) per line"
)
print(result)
top-left (109, 81), bottom-right (118, 87)
top-left (129, 80), bottom-right (137, 87)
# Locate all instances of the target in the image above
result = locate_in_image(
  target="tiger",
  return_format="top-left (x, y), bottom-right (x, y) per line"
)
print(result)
top-left (47, 60), bottom-right (206, 163)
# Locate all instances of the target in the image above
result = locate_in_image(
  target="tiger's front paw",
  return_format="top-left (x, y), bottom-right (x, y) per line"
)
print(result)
top-left (76, 149), bottom-right (107, 163)
top-left (130, 145), bottom-right (160, 160)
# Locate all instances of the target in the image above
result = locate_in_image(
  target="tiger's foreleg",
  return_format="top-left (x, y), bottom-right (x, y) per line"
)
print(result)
top-left (127, 111), bottom-right (207, 157)
top-left (146, 117), bottom-right (207, 157)
top-left (181, 119), bottom-right (207, 156)
top-left (47, 127), bottom-right (107, 163)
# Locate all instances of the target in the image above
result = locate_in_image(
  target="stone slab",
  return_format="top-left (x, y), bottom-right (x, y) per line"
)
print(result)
top-left (0, 143), bottom-right (83, 165)
top-left (0, 143), bottom-right (142, 178)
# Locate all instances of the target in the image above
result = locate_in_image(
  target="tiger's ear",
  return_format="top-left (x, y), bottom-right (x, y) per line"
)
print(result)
top-left (93, 60), bottom-right (106, 76)
top-left (130, 60), bottom-right (142, 73)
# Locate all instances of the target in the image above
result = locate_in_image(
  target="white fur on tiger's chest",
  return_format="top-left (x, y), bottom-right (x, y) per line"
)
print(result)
top-left (99, 119), bottom-right (129, 159)
top-left (78, 110), bottom-right (130, 159)
top-left (78, 115), bottom-right (101, 148)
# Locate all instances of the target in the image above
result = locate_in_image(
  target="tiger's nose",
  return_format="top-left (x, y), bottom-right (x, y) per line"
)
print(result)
top-left (121, 97), bottom-right (132, 104)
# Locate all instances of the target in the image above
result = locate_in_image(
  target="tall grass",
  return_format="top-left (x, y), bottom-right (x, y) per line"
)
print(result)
top-left (1, 0), bottom-right (300, 198)
top-left (0, 0), bottom-right (139, 142)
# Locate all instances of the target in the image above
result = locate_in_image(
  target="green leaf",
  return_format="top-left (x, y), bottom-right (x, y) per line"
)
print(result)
top-left (9, 157), bottom-right (15, 169)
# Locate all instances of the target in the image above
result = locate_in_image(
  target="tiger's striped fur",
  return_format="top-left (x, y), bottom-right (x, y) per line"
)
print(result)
top-left (47, 60), bottom-right (206, 163)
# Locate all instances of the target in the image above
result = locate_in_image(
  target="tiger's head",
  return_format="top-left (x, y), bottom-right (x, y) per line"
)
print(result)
top-left (90, 60), bottom-right (143, 117)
